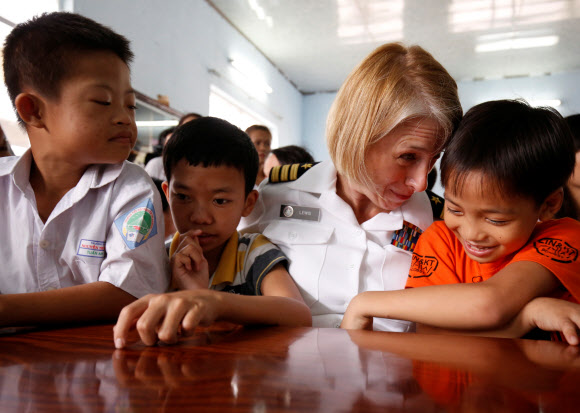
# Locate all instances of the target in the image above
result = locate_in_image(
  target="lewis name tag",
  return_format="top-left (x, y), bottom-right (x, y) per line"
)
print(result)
top-left (279, 204), bottom-right (320, 222)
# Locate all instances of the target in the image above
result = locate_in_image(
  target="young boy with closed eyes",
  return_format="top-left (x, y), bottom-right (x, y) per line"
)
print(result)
top-left (113, 117), bottom-right (311, 349)
top-left (0, 12), bottom-right (169, 327)
top-left (341, 100), bottom-right (580, 343)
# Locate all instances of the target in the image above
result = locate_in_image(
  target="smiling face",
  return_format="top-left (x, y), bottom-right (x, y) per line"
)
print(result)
top-left (444, 171), bottom-right (543, 263)
top-left (163, 160), bottom-right (257, 259)
top-left (37, 50), bottom-right (137, 166)
top-left (353, 118), bottom-right (442, 212)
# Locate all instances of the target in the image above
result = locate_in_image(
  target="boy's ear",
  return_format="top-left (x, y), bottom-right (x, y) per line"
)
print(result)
top-left (14, 93), bottom-right (46, 129)
top-left (161, 181), bottom-right (170, 199)
top-left (538, 187), bottom-right (564, 221)
top-left (242, 189), bottom-right (259, 217)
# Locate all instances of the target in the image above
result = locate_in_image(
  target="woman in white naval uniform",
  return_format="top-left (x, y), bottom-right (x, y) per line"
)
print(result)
top-left (240, 43), bottom-right (462, 331)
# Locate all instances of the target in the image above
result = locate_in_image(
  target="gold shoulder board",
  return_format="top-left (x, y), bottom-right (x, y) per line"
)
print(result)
top-left (268, 162), bottom-right (318, 183)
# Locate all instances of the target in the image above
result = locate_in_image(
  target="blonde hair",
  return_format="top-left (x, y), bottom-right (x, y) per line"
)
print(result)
top-left (326, 43), bottom-right (462, 189)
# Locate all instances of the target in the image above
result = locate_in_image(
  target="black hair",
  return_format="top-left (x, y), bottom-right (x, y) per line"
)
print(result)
top-left (565, 114), bottom-right (580, 150)
top-left (151, 178), bottom-right (169, 212)
top-left (163, 117), bottom-right (259, 196)
top-left (441, 99), bottom-right (575, 206)
top-left (178, 113), bottom-right (202, 126)
top-left (3, 12), bottom-right (133, 123)
top-left (270, 145), bottom-right (315, 165)
top-left (427, 168), bottom-right (438, 191)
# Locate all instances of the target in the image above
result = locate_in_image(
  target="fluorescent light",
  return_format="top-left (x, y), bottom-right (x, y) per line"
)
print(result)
top-left (136, 120), bottom-right (179, 127)
top-left (229, 58), bottom-right (273, 94)
top-left (475, 35), bottom-right (559, 52)
top-left (529, 99), bottom-right (561, 107)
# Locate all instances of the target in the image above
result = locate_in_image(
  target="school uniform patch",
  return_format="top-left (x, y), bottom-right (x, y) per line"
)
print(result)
top-left (533, 238), bottom-right (578, 263)
top-left (391, 221), bottom-right (423, 252)
top-left (114, 198), bottom-right (158, 249)
top-left (77, 239), bottom-right (106, 258)
top-left (408, 253), bottom-right (438, 278)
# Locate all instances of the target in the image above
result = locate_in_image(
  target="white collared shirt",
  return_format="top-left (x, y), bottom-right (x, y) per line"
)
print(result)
top-left (0, 152), bottom-right (169, 297)
top-left (240, 160), bottom-right (433, 331)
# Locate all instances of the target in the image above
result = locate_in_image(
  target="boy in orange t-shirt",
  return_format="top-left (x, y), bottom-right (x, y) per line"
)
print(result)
top-left (341, 100), bottom-right (580, 343)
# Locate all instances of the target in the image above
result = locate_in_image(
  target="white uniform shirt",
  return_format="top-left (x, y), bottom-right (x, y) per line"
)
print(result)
top-left (240, 161), bottom-right (433, 331)
top-left (0, 152), bottom-right (169, 297)
top-left (144, 156), bottom-right (166, 181)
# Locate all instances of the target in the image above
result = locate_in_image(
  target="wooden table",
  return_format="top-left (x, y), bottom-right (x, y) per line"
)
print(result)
top-left (1, 324), bottom-right (579, 412)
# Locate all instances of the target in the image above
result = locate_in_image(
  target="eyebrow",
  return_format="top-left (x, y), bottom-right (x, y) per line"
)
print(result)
top-left (398, 139), bottom-right (437, 154)
top-left (445, 195), bottom-right (517, 215)
top-left (89, 84), bottom-right (135, 95)
top-left (172, 182), bottom-right (235, 193)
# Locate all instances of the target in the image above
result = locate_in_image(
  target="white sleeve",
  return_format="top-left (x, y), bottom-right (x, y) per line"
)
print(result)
top-left (98, 164), bottom-right (170, 297)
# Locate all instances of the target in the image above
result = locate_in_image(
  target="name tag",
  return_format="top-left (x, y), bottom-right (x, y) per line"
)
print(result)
top-left (279, 204), bottom-right (320, 222)
top-left (77, 239), bottom-right (106, 258)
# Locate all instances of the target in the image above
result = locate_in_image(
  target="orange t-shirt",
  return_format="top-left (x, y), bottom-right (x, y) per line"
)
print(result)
top-left (406, 218), bottom-right (580, 304)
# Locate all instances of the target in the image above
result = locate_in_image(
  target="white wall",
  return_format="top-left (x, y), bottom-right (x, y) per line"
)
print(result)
top-left (73, 0), bottom-right (303, 146)
top-left (458, 70), bottom-right (580, 116)
top-left (301, 92), bottom-right (335, 162)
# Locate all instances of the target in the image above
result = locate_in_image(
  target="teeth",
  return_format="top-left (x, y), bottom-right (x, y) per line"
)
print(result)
top-left (470, 244), bottom-right (490, 251)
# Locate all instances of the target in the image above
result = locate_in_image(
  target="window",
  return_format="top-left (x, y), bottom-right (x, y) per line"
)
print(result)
top-left (208, 86), bottom-right (278, 148)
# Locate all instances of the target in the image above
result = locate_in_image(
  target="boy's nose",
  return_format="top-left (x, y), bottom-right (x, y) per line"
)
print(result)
top-left (114, 104), bottom-right (133, 126)
top-left (190, 207), bottom-right (213, 225)
top-left (460, 223), bottom-right (486, 242)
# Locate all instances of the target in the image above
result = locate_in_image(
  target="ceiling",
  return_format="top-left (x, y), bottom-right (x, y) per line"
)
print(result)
top-left (207, 0), bottom-right (580, 94)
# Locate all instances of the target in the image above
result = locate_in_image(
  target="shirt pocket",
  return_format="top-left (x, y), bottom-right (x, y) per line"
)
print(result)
top-left (263, 220), bottom-right (334, 307)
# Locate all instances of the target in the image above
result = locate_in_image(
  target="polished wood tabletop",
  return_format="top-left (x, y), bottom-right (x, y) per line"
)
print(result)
top-left (1, 323), bottom-right (579, 412)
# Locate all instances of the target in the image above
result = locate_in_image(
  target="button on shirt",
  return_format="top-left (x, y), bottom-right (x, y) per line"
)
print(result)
top-left (0, 152), bottom-right (169, 297)
top-left (240, 161), bottom-right (433, 331)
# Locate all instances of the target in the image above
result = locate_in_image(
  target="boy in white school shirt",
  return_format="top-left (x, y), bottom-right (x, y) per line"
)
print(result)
top-left (0, 12), bottom-right (169, 327)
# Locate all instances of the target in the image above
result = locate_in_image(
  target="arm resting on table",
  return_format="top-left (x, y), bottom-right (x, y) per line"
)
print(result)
top-left (342, 261), bottom-right (560, 331)
top-left (0, 281), bottom-right (135, 327)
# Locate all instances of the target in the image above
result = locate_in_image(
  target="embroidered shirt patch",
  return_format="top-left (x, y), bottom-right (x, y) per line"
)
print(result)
top-left (115, 198), bottom-right (158, 249)
top-left (77, 239), bottom-right (106, 258)
top-left (391, 221), bottom-right (423, 252)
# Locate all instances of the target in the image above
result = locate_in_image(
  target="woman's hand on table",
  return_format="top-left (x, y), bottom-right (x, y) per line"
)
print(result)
top-left (113, 289), bottom-right (224, 349)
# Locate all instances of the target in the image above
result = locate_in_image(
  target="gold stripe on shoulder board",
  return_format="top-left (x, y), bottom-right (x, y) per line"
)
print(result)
top-left (268, 162), bottom-right (319, 183)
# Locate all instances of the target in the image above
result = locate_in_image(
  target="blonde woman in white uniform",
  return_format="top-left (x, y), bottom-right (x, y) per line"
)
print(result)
top-left (240, 43), bottom-right (462, 331)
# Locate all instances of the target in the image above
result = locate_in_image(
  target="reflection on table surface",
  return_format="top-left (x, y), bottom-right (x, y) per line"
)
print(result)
top-left (1, 323), bottom-right (579, 412)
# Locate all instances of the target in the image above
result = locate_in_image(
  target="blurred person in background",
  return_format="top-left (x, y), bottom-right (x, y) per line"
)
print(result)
top-left (246, 125), bottom-right (272, 186)
top-left (263, 145), bottom-right (315, 178)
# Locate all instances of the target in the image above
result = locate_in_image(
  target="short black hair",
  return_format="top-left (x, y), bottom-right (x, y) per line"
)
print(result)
top-left (427, 168), bottom-right (438, 191)
top-left (3, 12), bottom-right (133, 122)
top-left (151, 178), bottom-right (169, 212)
top-left (565, 114), bottom-right (580, 150)
top-left (163, 117), bottom-right (259, 196)
top-left (441, 99), bottom-right (575, 206)
top-left (271, 145), bottom-right (315, 165)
